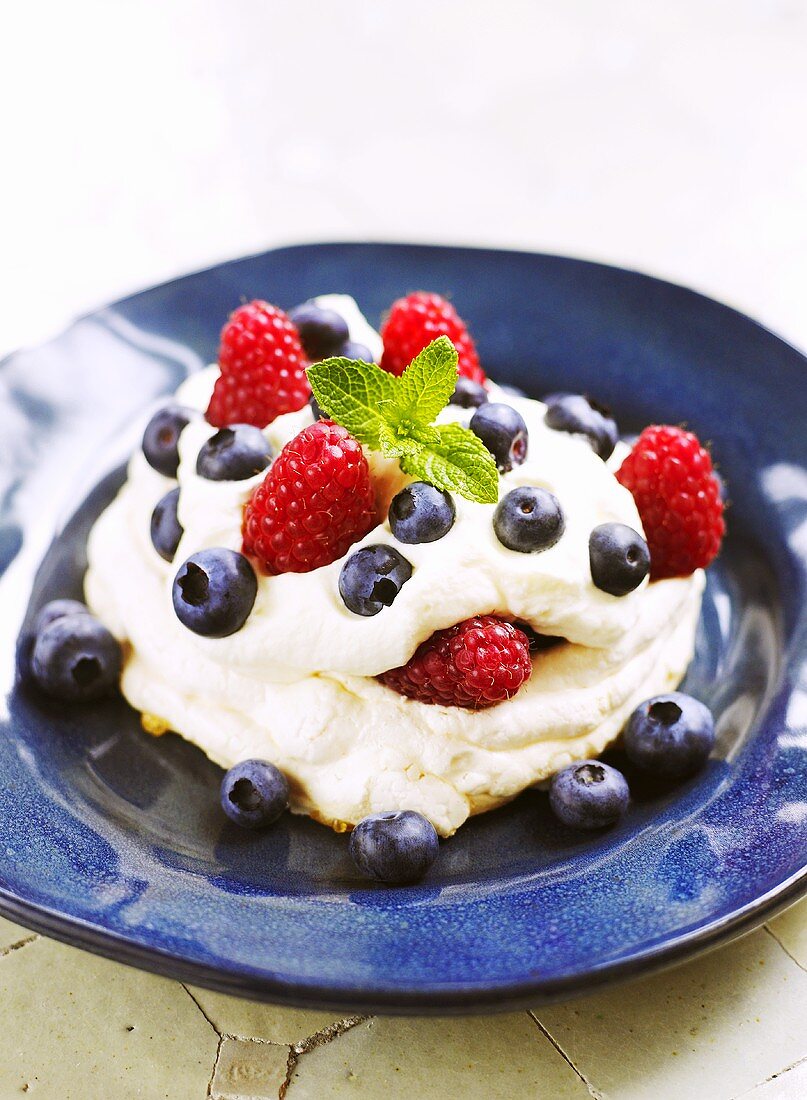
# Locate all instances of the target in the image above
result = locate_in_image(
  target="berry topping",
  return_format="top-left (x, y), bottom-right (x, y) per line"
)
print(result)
top-left (339, 545), bottom-right (413, 617)
top-left (470, 403), bottom-right (528, 472)
top-left (206, 300), bottom-right (310, 429)
top-left (142, 406), bottom-right (195, 478)
top-left (388, 482), bottom-right (456, 545)
top-left (338, 340), bottom-right (375, 362)
top-left (196, 425), bottom-right (273, 482)
top-left (150, 487), bottom-right (184, 563)
top-left (449, 377), bottom-right (488, 409)
top-left (624, 692), bottom-right (715, 779)
top-left (288, 301), bottom-right (350, 359)
top-left (31, 614), bottom-right (122, 702)
top-left (493, 487), bottom-right (565, 554)
top-left (349, 810), bottom-right (439, 885)
top-left (589, 522), bottom-right (650, 596)
top-left (549, 761), bottom-right (630, 830)
top-left (380, 615), bottom-right (532, 709)
top-left (242, 421), bottom-right (377, 574)
top-left (220, 759), bottom-right (289, 828)
top-left (616, 425), bottom-right (725, 579)
top-left (380, 291), bottom-right (485, 383)
top-left (544, 394), bottom-right (618, 461)
top-left (34, 599), bottom-right (91, 635)
top-left (172, 548), bottom-right (257, 637)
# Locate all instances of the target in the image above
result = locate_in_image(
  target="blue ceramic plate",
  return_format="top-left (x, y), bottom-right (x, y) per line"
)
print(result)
top-left (1, 243), bottom-right (806, 1013)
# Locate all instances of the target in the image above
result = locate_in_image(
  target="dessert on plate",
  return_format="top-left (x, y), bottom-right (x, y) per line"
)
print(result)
top-left (27, 290), bottom-right (725, 883)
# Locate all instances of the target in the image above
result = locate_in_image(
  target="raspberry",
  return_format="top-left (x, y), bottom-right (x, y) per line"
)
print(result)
top-left (616, 425), bottom-right (725, 580)
top-left (206, 300), bottom-right (310, 429)
top-left (380, 616), bottom-right (531, 709)
top-left (380, 292), bottom-right (485, 383)
top-left (242, 420), bottom-right (377, 573)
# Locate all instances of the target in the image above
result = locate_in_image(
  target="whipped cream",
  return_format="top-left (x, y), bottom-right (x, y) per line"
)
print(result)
top-left (85, 297), bottom-right (704, 836)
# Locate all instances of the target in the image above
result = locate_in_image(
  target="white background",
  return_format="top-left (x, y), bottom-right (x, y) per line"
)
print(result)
top-left (1, 0), bottom-right (806, 358)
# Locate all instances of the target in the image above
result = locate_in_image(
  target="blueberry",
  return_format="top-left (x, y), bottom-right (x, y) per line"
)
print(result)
top-left (349, 810), bottom-right (439, 884)
top-left (150, 487), bottom-right (184, 562)
top-left (624, 692), bottom-right (715, 779)
top-left (309, 394), bottom-right (326, 421)
top-left (388, 482), bottom-right (455, 544)
top-left (220, 759), bottom-right (289, 828)
top-left (288, 301), bottom-right (349, 359)
top-left (549, 760), bottom-right (630, 830)
top-left (142, 405), bottom-right (195, 478)
top-left (339, 545), bottom-right (413, 616)
top-left (470, 403), bottom-right (528, 472)
top-left (338, 340), bottom-right (375, 362)
top-left (544, 394), bottom-right (618, 461)
top-left (34, 599), bottom-right (91, 635)
top-left (589, 523), bottom-right (650, 596)
top-left (196, 425), bottom-right (273, 481)
top-left (31, 614), bottom-right (122, 702)
top-left (449, 377), bottom-right (489, 408)
top-left (493, 487), bottom-right (565, 553)
top-left (172, 548), bottom-right (257, 637)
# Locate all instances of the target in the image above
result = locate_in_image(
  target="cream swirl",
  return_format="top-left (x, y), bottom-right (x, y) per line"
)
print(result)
top-left (85, 297), bottom-right (703, 835)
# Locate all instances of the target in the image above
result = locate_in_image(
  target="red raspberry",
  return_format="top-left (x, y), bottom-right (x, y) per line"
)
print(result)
top-left (380, 292), bottom-right (485, 383)
top-left (380, 616), bottom-right (531, 709)
top-left (616, 425), bottom-right (725, 580)
top-left (242, 420), bottom-right (377, 574)
top-left (206, 300), bottom-right (310, 429)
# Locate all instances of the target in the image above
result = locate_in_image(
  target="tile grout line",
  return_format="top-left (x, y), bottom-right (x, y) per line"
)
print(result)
top-left (180, 984), bottom-right (222, 1038)
top-left (737, 1052), bottom-right (807, 1098)
top-left (280, 1015), bottom-right (371, 1099)
top-left (762, 924), bottom-right (807, 974)
top-left (527, 1010), bottom-right (605, 1100)
top-left (205, 1035), bottom-right (223, 1100)
top-left (179, 984), bottom-right (224, 1098)
top-left (0, 934), bottom-right (39, 961)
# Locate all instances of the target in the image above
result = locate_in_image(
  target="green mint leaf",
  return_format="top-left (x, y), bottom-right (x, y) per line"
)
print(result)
top-left (308, 338), bottom-right (500, 505)
top-left (393, 336), bottom-right (458, 426)
top-left (307, 357), bottom-right (398, 450)
top-left (399, 422), bottom-right (499, 504)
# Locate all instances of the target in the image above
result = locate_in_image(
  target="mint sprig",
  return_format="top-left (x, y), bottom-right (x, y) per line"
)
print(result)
top-left (307, 336), bottom-right (499, 504)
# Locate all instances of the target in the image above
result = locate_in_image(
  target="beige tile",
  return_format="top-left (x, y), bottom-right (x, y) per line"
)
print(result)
top-left (536, 929), bottom-right (807, 1100)
top-left (285, 1013), bottom-right (588, 1099)
top-left (0, 936), bottom-right (217, 1099)
top-left (0, 915), bottom-right (35, 952)
top-left (739, 1058), bottom-right (807, 1099)
top-left (211, 1037), bottom-right (289, 1099)
top-left (187, 984), bottom-right (343, 1044)
top-left (767, 897), bottom-right (807, 969)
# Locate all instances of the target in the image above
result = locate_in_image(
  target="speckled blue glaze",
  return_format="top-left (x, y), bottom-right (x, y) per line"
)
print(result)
top-left (1, 243), bottom-right (806, 1013)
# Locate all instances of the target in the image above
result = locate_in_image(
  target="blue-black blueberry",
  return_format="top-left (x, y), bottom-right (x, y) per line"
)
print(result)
top-left (349, 810), bottom-right (439, 884)
top-left (172, 548), bottom-right (258, 637)
top-left (142, 405), bottom-right (196, 478)
top-left (220, 759), bottom-right (289, 828)
top-left (549, 761), bottom-right (630, 830)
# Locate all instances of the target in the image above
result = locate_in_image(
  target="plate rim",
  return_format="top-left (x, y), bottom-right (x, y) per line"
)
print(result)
top-left (2, 238), bottom-right (806, 1013)
top-left (0, 868), bottom-right (805, 1012)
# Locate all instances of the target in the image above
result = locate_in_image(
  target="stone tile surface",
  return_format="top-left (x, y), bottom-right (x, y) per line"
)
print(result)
top-left (0, 915), bottom-right (34, 952)
top-left (187, 984), bottom-right (341, 1045)
top-left (285, 1013), bottom-right (588, 1099)
top-left (767, 897), bottom-right (807, 970)
top-left (537, 929), bottom-right (807, 1100)
top-left (0, 936), bottom-right (218, 1099)
top-left (740, 1058), bottom-right (807, 1099)
top-left (211, 1037), bottom-right (290, 1099)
